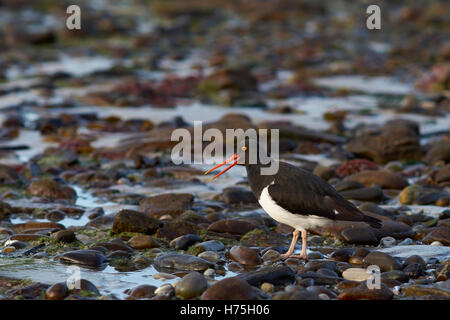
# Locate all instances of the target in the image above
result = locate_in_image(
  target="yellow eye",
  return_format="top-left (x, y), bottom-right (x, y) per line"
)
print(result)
top-left (241, 146), bottom-right (247, 151)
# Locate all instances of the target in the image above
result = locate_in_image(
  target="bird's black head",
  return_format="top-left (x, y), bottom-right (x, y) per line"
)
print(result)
top-left (204, 136), bottom-right (272, 181)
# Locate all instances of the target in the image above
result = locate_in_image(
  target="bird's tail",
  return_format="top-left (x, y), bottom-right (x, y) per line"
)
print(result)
top-left (363, 215), bottom-right (382, 229)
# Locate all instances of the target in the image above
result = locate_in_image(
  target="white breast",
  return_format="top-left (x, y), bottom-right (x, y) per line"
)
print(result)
top-left (258, 183), bottom-right (332, 231)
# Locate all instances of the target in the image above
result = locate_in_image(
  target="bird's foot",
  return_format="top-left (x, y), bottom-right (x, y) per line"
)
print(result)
top-left (280, 253), bottom-right (292, 260)
top-left (280, 253), bottom-right (308, 261)
top-left (290, 253), bottom-right (308, 261)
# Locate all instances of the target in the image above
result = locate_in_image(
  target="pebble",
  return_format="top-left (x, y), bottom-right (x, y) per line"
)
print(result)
top-left (380, 236), bottom-right (396, 247)
top-left (129, 285), bottom-right (157, 298)
top-left (238, 266), bottom-right (296, 286)
top-left (404, 284), bottom-right (450, 298)
top-left (330, 248), bottom-right (355, 262)
top-left (154, 284), bottom-right (174, 297)
top-left (363, 251), bottom-right (402, 272)
top-left (262, 249), bottom-right (281, 261)
top-left (198, 251), bottom-right (221, 263)
top-left (45, 282), bottom-right (69, 300)
top-left (128, 235), bottom-right (159, 249)
top-left (154, 253), bottom-right (213, 271)
top-left (139, 193), bottom-right (194, 218)
top-left (342, 268), bottom-right (371, 282)
top-left (203, 268), bottom-right (215, 278)
top-left (175, 272), bottom-right (208, 299)
top-left (112, 209), bottom-right (160, 234)
top-left (2, 246), bottom-right (16, 253)
top-left (169, 234), bottom-right (202, 250)
top-left (338, 283), bottom-right (394, 300)
top-left (201, 277), bottom-right (257, 300)
top-left (60, 249), bottom-right (107, 268)
top-left (260, 282), bottom-right (274, 293)
top-left (190, 240), bottom-right (225, 253)
top-left (51, 230), bottom-right (76, 243)
top-left (229, 246), bottom-right (261, 266)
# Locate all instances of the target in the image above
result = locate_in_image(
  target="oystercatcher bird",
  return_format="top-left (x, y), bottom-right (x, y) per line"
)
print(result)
top-left (205, 138), bottom-right (382, 260)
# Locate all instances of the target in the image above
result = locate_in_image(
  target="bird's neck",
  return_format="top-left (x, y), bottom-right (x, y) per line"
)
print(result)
top-left (245, 163), bottom-right (276, 200)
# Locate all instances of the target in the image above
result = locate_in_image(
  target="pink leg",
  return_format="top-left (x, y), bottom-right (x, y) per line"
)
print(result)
top-left (280, 230), bottom-right (299, 259)
top-left (291, 230), bottom-right (308, 260)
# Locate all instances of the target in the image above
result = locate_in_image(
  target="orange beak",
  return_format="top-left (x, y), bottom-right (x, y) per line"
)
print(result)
top-left (204, 154), bottom-right (240, 181)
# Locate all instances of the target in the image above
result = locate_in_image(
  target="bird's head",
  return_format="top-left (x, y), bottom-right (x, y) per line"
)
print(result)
top-left (204, 137), bottom-right (271, 181)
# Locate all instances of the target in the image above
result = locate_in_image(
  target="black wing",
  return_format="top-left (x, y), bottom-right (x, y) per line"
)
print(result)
top-left (268, 162), bottom-right (381, 228)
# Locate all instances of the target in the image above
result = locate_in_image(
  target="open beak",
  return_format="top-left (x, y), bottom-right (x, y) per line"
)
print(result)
top-left (204, 154), bottom-right (240, 181)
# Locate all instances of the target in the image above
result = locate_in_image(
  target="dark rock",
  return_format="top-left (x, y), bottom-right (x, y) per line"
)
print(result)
top-left (45, 282), bottom-right (69, 300)
top-left (341, 226), bottom-right (379, 245)
top-left (404, 255), bottom-right (426, 268)
top-left (155, 221), bottom-right (199, 240)
top-left (238, 266), bottom-right (296, 286)
top-left (112, 209), bottom-right (161, 234)
top-left (273, 290), bottom-right (320, 300)
top-left (330, 248), bottom-right (355, 262)
top-left (71, 279), bottom-right (100, 295)
top-left (154, 253), bottom-right (213, 271)
top-left (190, 240), bottom-right (225, 253)
top-left (381, 270), bottom-right (410, 283)
top-left (51, 230), bottom-right (76, 243)
top-left (403, 263), bottom-right (424, 278)
top-left (297, 272), bottom-right (343, 285)
top-left (170, 234), bottom-right (202, 250)
top-left (363, 251), bottom-right (402, 272)
top-left (338, 283), bottom-right (393, 300)
top-left (201, 277), bottom-right (257, 300)
top-left (60, 250), bottom-right (107, 268)
top-left (139, 193), bottom-right (194, 218)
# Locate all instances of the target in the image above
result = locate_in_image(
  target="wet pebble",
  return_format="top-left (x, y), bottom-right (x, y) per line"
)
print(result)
top-left (201, 277), bottom-right (257, 300)
top-left (229, 246), bottom-right (261, 266)
top-left (175, 272), bottom-right (208, 299)
top-left (45, 282), bottom-right (69, 300)
top-left (154, 253), bottom-right (213, 271)
top-left (154, 284), bottom-right (174, 297)
top-left (139, 193), bottom-right (194, 218)
top-left (129, 285), bottom-right (157, 298)
top-left (112, 209), bottom-right (160, 234)
top-left (363, 251), bottom-right (402, 272)
top-left (338, 283), bottom-right (394, 300)
top-left (51, 230), bottom-right (76, 243)
top-left (198, 251), bottom-right (221, 263)
top-left (342, 268), bottom-right (371, 282)
top-left (341, 226), bottom-right (378, 245)
top-left (60, 249), bottom-right (107, 268)
top-left (238, 266), bottom-right (296, 286)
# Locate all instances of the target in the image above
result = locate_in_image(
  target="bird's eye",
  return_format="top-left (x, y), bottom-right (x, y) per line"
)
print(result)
top-left (241, 146), bottom-right (247, 151)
